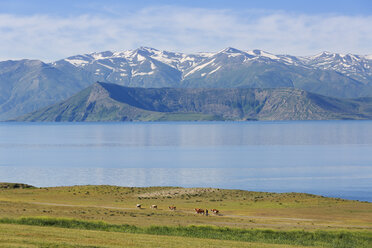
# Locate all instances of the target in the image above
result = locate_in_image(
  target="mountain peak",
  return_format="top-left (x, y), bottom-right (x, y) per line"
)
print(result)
top-left (135, 47), bottom-right (160, 56)
top-left (92, 51), bottom-right (113, 58)
top-left (313, 51), bottom-right (334, 58)
top-left (87, 82), bottom-right (111, 103)
top-left (138, 46), bottom-right (159, 52)
top-left (220, 47), bottom-right (243, 54)
top-left (246, 49), bottom-right (280, 60)
top-left (251, 49), bottom-right (263, 55)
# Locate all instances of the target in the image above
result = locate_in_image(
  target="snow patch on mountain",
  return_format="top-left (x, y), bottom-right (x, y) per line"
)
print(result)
top-left (209, 65), bottom-right (221, 75)
top-left (247, 50), bottom-right (280, 60)
top-left (64, 59), bottom-right (89, 67)
top-left (96, 62), bottom-right (115, 70)
top-left (184, 59), bottom-right (216, 77)
top-left (132, 71), bottom-right (154, 77)
top-left (136, 54), bottom-right (146, 62)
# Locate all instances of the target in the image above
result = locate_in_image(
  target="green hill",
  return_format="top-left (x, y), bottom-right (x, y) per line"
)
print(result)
top-left (15, 82), bottom-right (372, 121)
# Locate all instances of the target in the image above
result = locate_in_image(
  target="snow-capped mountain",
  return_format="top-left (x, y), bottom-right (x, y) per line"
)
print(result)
top-left (54, 47), bottom-right (372, 87)
top-left (60, 47), bottom-right (213, 71)
top-left (303, 51), bottom-right (372, 83)
top-left (1, 46), bottom-right (372, 120)
top-left (53, 47), bottom-right (216, 88)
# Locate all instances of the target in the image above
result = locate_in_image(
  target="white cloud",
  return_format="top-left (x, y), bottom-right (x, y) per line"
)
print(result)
top-left (0, 6), bottom-right (372, 61)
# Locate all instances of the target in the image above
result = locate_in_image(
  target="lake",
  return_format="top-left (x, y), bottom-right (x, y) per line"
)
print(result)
top-left (0, 121), bottom-right (372, 202)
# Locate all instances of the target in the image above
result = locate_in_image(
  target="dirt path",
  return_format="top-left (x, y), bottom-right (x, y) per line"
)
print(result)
top-left (32, 201), bottom-right (310, 220)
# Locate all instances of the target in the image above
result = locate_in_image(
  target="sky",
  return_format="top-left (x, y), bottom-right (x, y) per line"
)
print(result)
top-left (1, 0), bottom-right (372, 61)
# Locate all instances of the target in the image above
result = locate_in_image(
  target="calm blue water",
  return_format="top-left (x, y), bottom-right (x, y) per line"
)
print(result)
top-left (0, 121), bottom-right (371, 201)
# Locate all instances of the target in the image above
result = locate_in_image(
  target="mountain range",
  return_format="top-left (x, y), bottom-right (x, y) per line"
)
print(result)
top-left (1, 47), bottom-right (372, 120)
top-left (16, 82), bottom-right (372, 122)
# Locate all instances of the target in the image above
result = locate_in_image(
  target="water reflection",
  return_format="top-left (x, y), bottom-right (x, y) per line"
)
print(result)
top-left (0, 145), bottom-right (372, 168)
top-left (1, 121), bottom-right (372, 147)
top-left (0, 121), bottom-right (372, 201)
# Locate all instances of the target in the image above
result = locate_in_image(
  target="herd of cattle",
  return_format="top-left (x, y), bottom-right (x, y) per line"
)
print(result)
top-left (195, 208), bottom-right (219, 215)
top-left (135, 204), bottom-right (219, 215)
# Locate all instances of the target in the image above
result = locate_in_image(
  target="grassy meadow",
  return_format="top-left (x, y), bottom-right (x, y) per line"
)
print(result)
top-left (0, 183), bottom-right (371, 247)
top-left (0, 223), bottom-right (320, 248)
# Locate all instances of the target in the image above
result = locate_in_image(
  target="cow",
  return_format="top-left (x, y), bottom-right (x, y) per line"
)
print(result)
top-left (150, 205), bottom-right (157, 209)
top-left (169, 206), bottom-right (176, 210)
top-left (210, 209), bottom-right (219, 214)
top-left (195, 208), bottom-right (205, 214)
top-left (136, 204), bottom-right (141, 208)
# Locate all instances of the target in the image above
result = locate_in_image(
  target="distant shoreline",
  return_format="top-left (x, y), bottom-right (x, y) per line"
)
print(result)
top-left (1, 182), bottom-right (370, 203)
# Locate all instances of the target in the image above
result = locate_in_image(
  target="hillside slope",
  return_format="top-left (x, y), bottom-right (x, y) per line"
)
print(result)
top-left (0, 60), bottom-right (85, 120)
top-left (16, 82), bottom-right (372, 121)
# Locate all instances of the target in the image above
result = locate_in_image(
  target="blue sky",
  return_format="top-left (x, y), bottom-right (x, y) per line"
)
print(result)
top-left (1, 0), bottom-right (371, 61)
top-left (1, 0), bottom-right (371, 16)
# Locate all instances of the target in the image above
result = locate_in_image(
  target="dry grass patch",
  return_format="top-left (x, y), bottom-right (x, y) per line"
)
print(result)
top-left (138, 187), bottom-right (218, 198)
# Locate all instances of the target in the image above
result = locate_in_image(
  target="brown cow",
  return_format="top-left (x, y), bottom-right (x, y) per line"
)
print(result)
top-left (169, 206), bottom-right (176, 210)
top-left (210, 209), bottom-right (219, 214)
top-left (150, 205), bottom-right (157, 209)
top-left (195, 208), bottom-right (205, 214)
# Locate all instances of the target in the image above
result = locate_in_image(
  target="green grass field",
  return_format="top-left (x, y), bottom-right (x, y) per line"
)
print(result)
top-left (0, 184), bottom-right (371, 247)
top-left (0, 223), bottom-right (319, 248)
